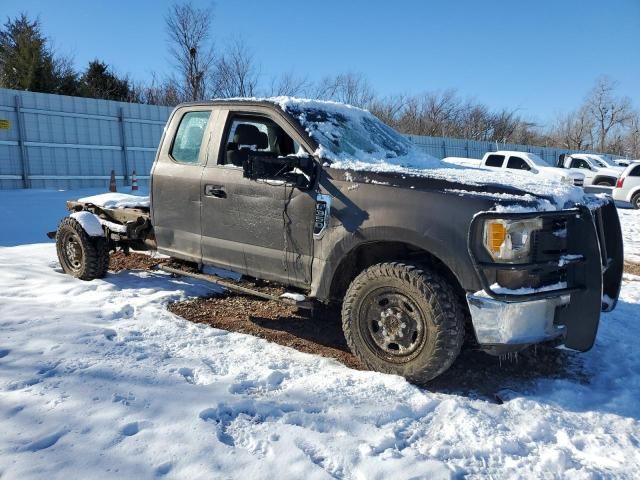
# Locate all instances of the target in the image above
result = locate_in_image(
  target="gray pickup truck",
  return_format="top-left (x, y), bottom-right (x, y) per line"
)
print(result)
top-left (53, 98), bottom-right (624, 383)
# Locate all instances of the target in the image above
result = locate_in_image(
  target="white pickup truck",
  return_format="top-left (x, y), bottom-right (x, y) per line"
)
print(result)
top-left (559, 154), bottom-right (624, 187)
top-left (443, 150), bottom-right (585, 187)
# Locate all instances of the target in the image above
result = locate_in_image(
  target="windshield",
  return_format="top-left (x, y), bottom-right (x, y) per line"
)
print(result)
top-left (274, 97), bottom-right (442, 169)
top-left (526, 153), bottom-right (554, 167)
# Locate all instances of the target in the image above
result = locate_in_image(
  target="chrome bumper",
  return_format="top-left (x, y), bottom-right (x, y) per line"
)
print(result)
top-left (466, 292), bottom-right (570, 346)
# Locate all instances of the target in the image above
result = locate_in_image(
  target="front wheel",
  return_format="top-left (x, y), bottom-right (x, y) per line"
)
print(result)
top-left (56, 217), bottom-right (109, 280)
top-left (341, 262), bottom-right (465, 383)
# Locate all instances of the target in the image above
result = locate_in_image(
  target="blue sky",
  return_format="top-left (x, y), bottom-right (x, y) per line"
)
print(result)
top-left (3, 0), bottom-right (639, 124)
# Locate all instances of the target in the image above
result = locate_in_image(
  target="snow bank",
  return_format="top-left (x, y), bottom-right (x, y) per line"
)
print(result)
top-left (1, 244), bottom-right (639, 478)
top-left (76, 192), bottom-right (150, 209)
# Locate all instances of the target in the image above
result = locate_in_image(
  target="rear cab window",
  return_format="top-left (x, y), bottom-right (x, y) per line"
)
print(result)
top-left (170, 111), bottom-right (212, 164)
top-left (506, 156), bottom-right (531, 171)
top-left (485, 154), bottom-right (505, 167)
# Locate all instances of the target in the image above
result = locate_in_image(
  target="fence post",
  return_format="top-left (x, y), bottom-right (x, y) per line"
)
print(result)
top-left (118, 107), bottom-right (130, 186)
top-left (465, 141), bottom-right (469, 158)
top-left (442, 140), bottom-right (447, 158)
top-left (14, 95), bottom-right (30, 189)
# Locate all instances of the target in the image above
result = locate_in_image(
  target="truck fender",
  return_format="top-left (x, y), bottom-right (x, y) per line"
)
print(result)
top-left (312, 225), bottom-right (473, 301)
top-left (69, 211), bottom-right (105, 237)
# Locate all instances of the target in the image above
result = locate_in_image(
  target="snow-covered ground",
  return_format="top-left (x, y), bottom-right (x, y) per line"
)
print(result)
top-left (1, 189), bottom-right (639, 479)
top-left (618, 208), bottom-right (640, 264)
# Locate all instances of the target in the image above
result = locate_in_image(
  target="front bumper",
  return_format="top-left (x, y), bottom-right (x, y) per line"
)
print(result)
top-left (466, 201), bottom-right (624, 352)
top-left (467, 291), bottom-right (569, 347)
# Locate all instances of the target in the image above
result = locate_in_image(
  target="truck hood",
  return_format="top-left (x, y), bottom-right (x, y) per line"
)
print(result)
top-left (327, 164), bottom-right (598, 212)
top-left (537, 166), bottom-right (582, 178)
top-left (593, 166), bottom-right (623, 177)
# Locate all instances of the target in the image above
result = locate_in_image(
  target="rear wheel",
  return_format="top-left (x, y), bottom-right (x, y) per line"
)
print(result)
top-left (632, 192), bottom-right (640, 209)
top-left (341, 262), bottom-right (465, 383)
top-left (56, 217), bottom-right (109, 280)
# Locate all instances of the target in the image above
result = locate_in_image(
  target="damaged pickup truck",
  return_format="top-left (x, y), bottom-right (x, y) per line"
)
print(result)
top-left (52, 98), bottom-right (624, 383)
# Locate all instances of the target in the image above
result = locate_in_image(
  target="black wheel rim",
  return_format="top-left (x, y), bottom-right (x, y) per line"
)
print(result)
top-left (359, 287), bottom-right (427, 363)
top-left (60, 230), bottom-right (83, 272)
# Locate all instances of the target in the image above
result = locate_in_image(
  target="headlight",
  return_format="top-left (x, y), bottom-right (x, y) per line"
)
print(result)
top-left (561, 176), bottom-right (573, 185)
top-left (483, 218), bottom-right (543, 262)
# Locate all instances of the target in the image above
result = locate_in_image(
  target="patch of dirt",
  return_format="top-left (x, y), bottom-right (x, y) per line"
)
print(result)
top-left (168, 293), bottom-right (587, 397)
top-left (109, 252), bottom-right (167, 272)
top-left (168, 295), bottom-right (365, 370)
top-left (625, 262), bottom-right (640, 276)
top-left (110, 251), bottom-right (590, 396)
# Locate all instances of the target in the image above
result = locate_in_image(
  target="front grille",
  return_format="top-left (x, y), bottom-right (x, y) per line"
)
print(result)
top-left (574, 178), bottom-right (584, 186)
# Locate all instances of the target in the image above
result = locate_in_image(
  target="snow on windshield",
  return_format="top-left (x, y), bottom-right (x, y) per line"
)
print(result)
top-left (525, 152), bottom-right (554, 167)
top-left (272, 97), bottom-right (442, 169)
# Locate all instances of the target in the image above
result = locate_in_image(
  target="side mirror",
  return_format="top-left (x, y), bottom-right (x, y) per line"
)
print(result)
top-left (243, 154), bottom-right (315, 188)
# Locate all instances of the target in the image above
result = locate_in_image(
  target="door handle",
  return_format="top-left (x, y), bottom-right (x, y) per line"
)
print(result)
top-left (205, 184), bottom-right (227, 198)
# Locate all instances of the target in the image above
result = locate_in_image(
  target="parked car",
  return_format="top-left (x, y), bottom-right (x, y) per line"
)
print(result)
top-left (614, 159), bottom-right (632, 168)
top-left (613, 161), bottom-right (640, 208)
top-left (443, 151), bottom-right (585, 187)
top-left (560, 154), bottom-right (624, 186)
top-left (50, 98), bottom-right (623, 383)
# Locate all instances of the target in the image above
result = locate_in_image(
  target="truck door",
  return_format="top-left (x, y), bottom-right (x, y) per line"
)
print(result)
top-left (151, 108), bottom-right (217, 262)
top-left (568, 157), bottom-right (595, 183)
top-left (200, 109), bottom-right (316, 287)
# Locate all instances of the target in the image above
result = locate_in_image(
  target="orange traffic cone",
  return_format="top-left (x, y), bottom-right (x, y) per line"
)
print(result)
top-left (109, 170), bottom-right (117, 192)
top-left (131, 170), bottom-right (138, 191)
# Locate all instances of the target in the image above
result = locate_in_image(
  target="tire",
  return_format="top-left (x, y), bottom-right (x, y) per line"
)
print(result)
top-left (56, 217), bottom-right (109, 280)
top-left (341, 262), bottom-right (465, 383)
top-left (632, 192), bottom-right (640, 210)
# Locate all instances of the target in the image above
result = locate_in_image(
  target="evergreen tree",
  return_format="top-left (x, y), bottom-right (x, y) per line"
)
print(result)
top-left (79, 60), bottom-right (132, 101)
top-left (0, 13), bottom-right (77, 94)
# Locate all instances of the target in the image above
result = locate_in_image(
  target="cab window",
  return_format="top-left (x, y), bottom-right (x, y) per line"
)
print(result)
top-left (221, 115), bottom-right (299, 167)
top-left (170, 111), bottom-right (211, 164)
top-left (570, 158), bottom-right (591, 170)
top-left (485, 154), bottom-right (505, 167)
top-left (629, 165), bottom-right (640, 177)
top-left (506, 156), bottom-right (531, 171)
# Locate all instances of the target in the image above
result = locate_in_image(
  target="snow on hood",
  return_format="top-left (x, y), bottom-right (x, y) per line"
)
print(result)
top-left (268, 98), bottom-right (598, 210)
top-left (77, 192), bottom-right (150, 209)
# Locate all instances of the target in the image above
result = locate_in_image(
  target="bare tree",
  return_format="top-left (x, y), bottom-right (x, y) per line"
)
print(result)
top-left (623, 112), bottom-right (640, 158)
top-left (551, 107), bottom-right (593, 150)
top-left (314, 72), bottom-right (375, 108)
top-left (212, 39), bottom-right (259, 98)
top-left (369, 94), bottom-right (407, 129)
top-left (268, 71), bottom-right (312, 97)
top-left (165, 1), bottom-right (215, 101)
top-left (132, 74), bottom-right (181, 106)
top-left (586, 77), bottom-right (633, 152)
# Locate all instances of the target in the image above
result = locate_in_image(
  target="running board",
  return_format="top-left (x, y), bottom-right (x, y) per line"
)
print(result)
top-left (158, 264), bottom-right (313, 309)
